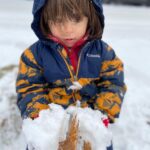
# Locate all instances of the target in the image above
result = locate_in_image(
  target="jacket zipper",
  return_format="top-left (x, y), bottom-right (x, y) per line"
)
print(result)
top-left (57, 42), bottom-right (90, 102)
top-left (76, 42), bottom-right (90, 77)
top-left (58, 49), bottom-right (76, 102)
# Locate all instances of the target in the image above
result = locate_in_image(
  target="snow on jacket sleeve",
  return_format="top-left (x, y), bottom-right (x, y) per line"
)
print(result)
top-left (95, 42), bottom-right (127, 122)
top-left (16, 48), bottom-right (50, 119)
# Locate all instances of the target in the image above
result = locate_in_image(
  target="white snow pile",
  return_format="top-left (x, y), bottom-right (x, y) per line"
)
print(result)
top-left (23, 104), bottom-right (112, 150)
top-left (0, 66), bottom-right (23, 147)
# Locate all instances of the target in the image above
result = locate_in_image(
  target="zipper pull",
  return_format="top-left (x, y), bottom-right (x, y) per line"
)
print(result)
top-left (76, 100), bottom-right (81, 107)
top-left (74, 76), bottom-right (77, 81)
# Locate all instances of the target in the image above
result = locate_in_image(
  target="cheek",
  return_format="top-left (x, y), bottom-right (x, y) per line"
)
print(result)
top-left (79, 24), bottom-right (88, 34)
top-left (81, 21), bottom-right (88, 32)
top-left (50, 26), bottom-right (60, 37)
top-left (50, 28), bottom-right (57, 36)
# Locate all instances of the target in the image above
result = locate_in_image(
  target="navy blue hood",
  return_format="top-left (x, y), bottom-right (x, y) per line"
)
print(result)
top-left (31, 0), bottom-right (105, 40)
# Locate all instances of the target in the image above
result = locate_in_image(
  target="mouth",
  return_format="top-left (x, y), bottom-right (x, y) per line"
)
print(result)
top-left (64, 38), bottom-right (75, 41)
top-left (63, 38), bottom-right (76, 44)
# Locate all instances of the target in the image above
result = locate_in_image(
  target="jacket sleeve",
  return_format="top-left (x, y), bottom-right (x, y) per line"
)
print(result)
top-left (16, 48), bottom-right (50, 119)
top-left (95, 42), bottom-right (127, 122)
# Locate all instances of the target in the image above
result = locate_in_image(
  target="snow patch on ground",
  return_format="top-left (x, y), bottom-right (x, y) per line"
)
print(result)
top-left (0, 66), bottom-right (24, 150)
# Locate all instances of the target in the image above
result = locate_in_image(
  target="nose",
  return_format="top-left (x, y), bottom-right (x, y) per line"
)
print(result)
top-left (61, 21), bottom-right (74, 34)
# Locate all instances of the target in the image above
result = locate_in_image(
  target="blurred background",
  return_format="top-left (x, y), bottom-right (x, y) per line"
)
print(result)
top-left (104, 0), bottom-right (150, 6)
top-left (0, 0), bottom-right (150, 150)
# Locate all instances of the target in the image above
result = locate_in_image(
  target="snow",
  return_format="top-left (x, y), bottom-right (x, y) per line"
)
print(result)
top-left (66, 106), bottom-right (112, 150)
top-left (103, 5), bottom-right (150, 150)
top-left (0, 0), bottom-right (37, 68)
top-left (23, 104), bottom-right (112, 150)
top-left (0, 67), bottom-right (25, 150)
top-left (23, 104), bottom-right (66, 150)
top-left (0, 0), bottom-right (150, 150)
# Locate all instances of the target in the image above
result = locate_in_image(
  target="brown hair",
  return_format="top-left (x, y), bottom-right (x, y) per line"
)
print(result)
top-left (40, 0), bottom-right (103, 39)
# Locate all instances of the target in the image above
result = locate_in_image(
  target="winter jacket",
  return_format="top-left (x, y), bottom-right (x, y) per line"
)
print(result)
top-left (16, 0), bottom-right (127, 121)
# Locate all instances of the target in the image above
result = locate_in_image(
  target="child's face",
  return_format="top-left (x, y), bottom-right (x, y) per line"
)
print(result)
top-left (48, 17), bottom-right (88, 47)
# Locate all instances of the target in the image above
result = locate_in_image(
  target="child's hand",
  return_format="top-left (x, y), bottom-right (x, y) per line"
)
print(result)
top-left (68, 81), bottom-right (82, 90)
top-left (30, 113), bottom-right (39, 119)
top-left (102, 117), bottom-right (110, 128)
top-left (28, 102), bottom-right (50, 119)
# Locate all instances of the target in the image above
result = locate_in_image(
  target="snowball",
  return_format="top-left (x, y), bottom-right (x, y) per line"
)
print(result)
top-left (22, 104), bottom-right (66, 150)
top-left (66, 106), bottom-right (112, 150)
top-left (22, 104), bottom-right (112, 150)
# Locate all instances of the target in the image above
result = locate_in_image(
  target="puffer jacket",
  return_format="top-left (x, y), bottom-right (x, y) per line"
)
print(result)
top-left (16, 0), bottom-right (127, 121)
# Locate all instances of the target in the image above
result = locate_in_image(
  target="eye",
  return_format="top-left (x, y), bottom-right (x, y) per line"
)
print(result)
top-left (72, 16), bottom-right (82, 23)
top-left (72, 19), bottom-right (80, 23)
